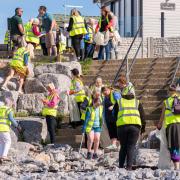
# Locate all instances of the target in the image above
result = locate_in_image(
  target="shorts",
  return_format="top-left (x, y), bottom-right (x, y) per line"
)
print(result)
top-left (91, 127), bottom-right (102, 133)
top-left (45, 31), bottom-right (56, 48)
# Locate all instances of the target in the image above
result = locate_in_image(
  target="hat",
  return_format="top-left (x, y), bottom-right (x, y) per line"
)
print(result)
top-left (71, 68), bottom-right (79, 77)
top-left (33, 18), bottom-right (40, 25)
top-left (47, 83), bottom-right (55, 90)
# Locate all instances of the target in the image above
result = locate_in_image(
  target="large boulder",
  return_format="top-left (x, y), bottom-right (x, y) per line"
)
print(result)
top-left (34, 62), bottom-right (82, 77)
top-left (17, 93), bottom-right (45, 114)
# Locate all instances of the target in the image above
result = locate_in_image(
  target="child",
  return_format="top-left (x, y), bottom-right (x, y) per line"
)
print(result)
top-left (82, 97), bottom-right (103, 159)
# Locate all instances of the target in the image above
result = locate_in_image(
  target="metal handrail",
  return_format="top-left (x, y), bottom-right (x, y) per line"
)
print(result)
top-left (112, 24), bottom-right (143, 86)
top-left (171, 57), bottom-right (180, 85)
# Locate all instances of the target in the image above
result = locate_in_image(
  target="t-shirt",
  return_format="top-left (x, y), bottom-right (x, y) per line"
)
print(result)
top-left (10, 15), bottom-right (23, 35)
top-left (99, 14), bottom-right (112, 32)
top-left (42, 13), bottom-right (55, 33)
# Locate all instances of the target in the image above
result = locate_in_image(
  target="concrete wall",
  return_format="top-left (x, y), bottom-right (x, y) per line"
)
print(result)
top-left (117, 37), bottom-right (180, 59)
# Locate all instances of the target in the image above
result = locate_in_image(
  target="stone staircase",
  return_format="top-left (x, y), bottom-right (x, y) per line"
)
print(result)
top-left (83, 57), bottom-right (180, 132)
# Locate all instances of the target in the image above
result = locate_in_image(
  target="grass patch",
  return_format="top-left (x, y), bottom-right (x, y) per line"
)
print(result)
top-left (80, 58), bottom-right (93, 75)
top-left (15, 111), bottom-right (29, 117)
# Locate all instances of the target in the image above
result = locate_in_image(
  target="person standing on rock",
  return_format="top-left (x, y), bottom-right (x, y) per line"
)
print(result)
top-left (68, 68), bottom-right (86, 126)
top-left (42, 83), bottom-right (60, 144)
top-left (157, 84), bottom-right (180, 170)
top-left (82, 97), bottom-right (103, 159)
top-left (101, 86), bottom-right (121, 151)
top-left (0, 95), bottom-right (22, 163)
top-left (114, 90), bottom-right (146, 170)
top-left (38, 6), bottom-right (57, 57)
top-left (1, 39), bottom-right (30, 94)
top-left (67, 8), bottom-right (87, 61)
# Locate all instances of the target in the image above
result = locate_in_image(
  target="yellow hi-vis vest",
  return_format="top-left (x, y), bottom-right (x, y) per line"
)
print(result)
top-left (164, 96), bottom-right (180, 128)
top-left (0, 106), bottom-right (12, 132)
top-left (122, 84), bottom-right (135, 96)
top-left (86, 106), bottom-right (103, 133)
top-left (98, 16), bottom-right (113, 32)
top-left (85, 26), bottom-right (93, 43)
top-left (42, 93), bottom-right (58, 117)
top-left (116, 98), bottom-right (141, 127)
top-left (110, 91), bottom-right (117, 105)
top-left (24, 22), bottom-right (39, 44)
top-left (10, 47), bottom-right (29, 69)
top-left (69, 15), bottom-right (87, 36)
top-left (81, 96), bottom-right (92, 121)
top-left (70, 78), bottom-right (86, 103)
top-left (4, 31), bottom-right (9, 45)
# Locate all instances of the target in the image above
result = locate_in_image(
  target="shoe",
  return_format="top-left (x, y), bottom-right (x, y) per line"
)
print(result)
top-left (87, 152), bottom-right (92, 160)
top-left (92, 153), bottom-right (98, 159)
top-left (105, 144), bottom-right (118, 151)
top-left (1, 85), bottom-right (9, 91)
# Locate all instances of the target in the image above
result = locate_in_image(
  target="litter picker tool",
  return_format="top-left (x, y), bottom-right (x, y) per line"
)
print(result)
top-left (79, 133), bottom-right (85, 154)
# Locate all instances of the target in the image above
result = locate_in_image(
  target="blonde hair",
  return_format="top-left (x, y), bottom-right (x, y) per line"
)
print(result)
top-left (70, 8), bottom-right (79, 16)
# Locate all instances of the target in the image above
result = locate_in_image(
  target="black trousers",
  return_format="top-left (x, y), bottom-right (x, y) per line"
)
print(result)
top-left (71, 36), bottom-right (81, 58)
top-left (117, 125), bottom-right (140, 168)
top-left (46, 115), bottom-right (57, 144)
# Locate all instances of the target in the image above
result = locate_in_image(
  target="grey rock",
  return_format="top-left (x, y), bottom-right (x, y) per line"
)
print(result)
top-left (34, 62), bottom-right (82, 77)
top-left (24, 78), bottom-right (46, 94)
top-left (52, 151), bottom-right (66, 162)
top-left (17, 117), bottom-right (48, 144)
top-left (17, 93), bottom-right (45, 114)
top-left (49, 163), bottom-right (60, 172)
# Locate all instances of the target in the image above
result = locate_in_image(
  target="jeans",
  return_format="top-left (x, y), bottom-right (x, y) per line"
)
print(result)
top-left (46, 115), bottom-right (57, 144)
top-left (71, 36), bottom-right (81, 59)
top-left (98, 41), bottom-right (110, 61)
top-left (117, 125), bottom-right (140, 168)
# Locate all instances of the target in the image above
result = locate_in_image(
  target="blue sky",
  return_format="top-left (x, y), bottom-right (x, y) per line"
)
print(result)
top-left (0, 0), bottom-right (100, 43)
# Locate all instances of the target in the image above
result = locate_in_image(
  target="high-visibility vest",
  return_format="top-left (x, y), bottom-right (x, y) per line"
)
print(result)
top-left (70, 78), bottom-right (86, 103)
top-left (0, 106), bottom-right (12, 132)
top-left (4, 31), bottom-right (9, 45)
top-left (10, 47), bottom-right (29, 69)
top-left (24, 22), bottom-right (39, 44)
top-left (42, 93), bottom-right (58, 117)
top-left (164, 96), bottom-right (180, 128)
top-left (122, 84), bottom-right (135, 96)
top-left (98, 16), bottom-right (113, 32)
top-left (116, 98), bottom-right (141, 127)
top-left (110, 91), bottom-right (117, 105)
top-left (85, 26), bottom-right (93, 43)
top-left (69, 15), bottom-right (87, 36)
top-left (86, 106), bottom-right (103, 133)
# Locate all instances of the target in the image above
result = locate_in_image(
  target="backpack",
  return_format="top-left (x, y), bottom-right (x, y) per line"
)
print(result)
top-left (172, 96), bottom-right (180, 114)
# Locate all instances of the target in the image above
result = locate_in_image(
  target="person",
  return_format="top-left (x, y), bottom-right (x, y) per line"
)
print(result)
top-left (38, 6), bottom-right (57, 57)
top-left (101, 86), bottom-right (121, 151)
top-left (157, 84), bottom-right (180, 170)
top-left (1, 40), bottom-right (30, 94)
top-left (119, 74), bottom-right (135, 96)
top-left (42, 83), bottom-right (60, 144)
top-left (96, 6), bottom-right (113, 61)
top-left (69, 68), bottom-right (86, 124)
top-left (67, 8), bottom-right (87, 60)
top-left (114, 90), bottom-right (145, 170)
top-left (82, 97), bottom-right (103, 159)
top-left (24, 18), bottom-right (41, 48)
top-left (10, 7), bottom-right (25, 51)
top-left (0, 95), bottom-right (22, 163)
top-left (84, 18), bottom-right (95, 59)
top-left (90, 77), bottom-right (105, 95)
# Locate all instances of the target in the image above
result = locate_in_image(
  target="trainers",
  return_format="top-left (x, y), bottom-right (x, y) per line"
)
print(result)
top-left (87, 152), bottom-right (92, 160)
top-left (92, 153), bottom-right (98, 159)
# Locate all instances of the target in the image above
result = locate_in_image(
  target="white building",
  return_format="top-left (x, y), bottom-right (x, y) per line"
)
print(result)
top-left (94, 0), bottom-right (180, 38)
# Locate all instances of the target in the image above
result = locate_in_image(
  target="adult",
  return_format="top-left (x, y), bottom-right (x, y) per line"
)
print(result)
top-left (0, 95), bottom-right (21, 163)
top-left (119, 74), bottom-right (135, 96)
top-left (102, 86), bottom-right (121, 151)
top-left (42, 83), bottom-right (60, 144)
top-left (10, 7), bottom-right (25, 50)
top-left (114, 91), bottom-right (145, 170)
top-left (1, 40), bottom-right (30, 94)
top-left (67, 8), bottom-right (87, 60)
top-left (69, 68), bottom-right (86, 124)
top-left (96, 6), bottom-right (113, 61)
top-left (82, 97), bottom-right (103, 159)
top-left (90, 77), bottom-right (105, 95)
top-left (157, 85), bottom-right (180, 170)
top-left (38, 6), bottom-right (57, 56)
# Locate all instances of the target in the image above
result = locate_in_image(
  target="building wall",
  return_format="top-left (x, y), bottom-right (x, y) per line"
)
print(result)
top-left (143, 0), bottom-right (180, 38)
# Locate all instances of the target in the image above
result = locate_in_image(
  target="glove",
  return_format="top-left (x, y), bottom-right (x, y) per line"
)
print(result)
top-left (17, 125), bottom-right (23, 133)
top-left (69, 90), bottom-right (75, 95)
